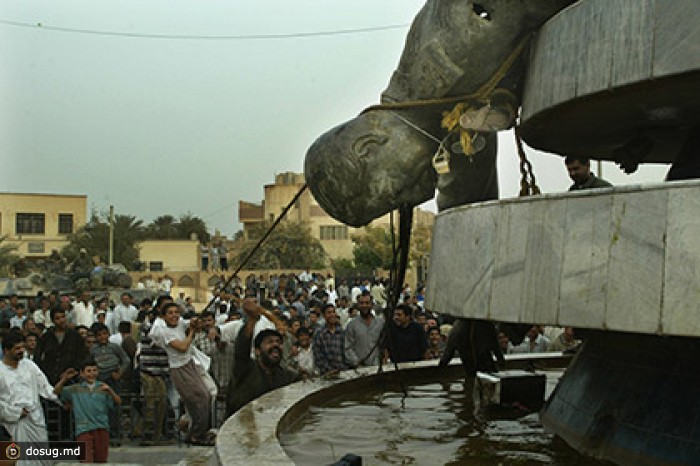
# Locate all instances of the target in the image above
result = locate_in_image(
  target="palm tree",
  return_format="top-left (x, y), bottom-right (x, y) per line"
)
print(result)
top-left (62, 212), bottom-right (145, 269)
top-left (145, 215), bottom-right (179, 239)
top-left (177, 213), bottom-right (211, 244)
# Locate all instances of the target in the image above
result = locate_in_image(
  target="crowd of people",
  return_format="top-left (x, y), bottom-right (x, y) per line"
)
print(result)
top-left (0, 270), bottom-right (581, 461)
top-left (0, 272), bottom-right (576, 459)
top-left (0, 277), bottom-right (434, 456)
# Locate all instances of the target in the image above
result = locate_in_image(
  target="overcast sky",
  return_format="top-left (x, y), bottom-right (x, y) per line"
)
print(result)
top-left (1, 0), bottom-right (668, 237)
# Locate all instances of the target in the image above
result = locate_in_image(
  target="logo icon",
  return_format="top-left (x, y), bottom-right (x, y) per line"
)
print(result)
top-left (6, 442), bottom-right (21, 460)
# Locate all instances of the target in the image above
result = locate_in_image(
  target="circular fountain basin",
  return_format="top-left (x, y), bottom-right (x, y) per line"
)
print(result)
top-left (215, 361), bottom-right (440, 465)
top-left (215, 358), bottom-right (605, 465)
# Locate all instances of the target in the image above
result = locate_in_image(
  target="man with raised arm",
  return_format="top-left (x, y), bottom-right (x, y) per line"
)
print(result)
top-left (226, 298), bottom-right (299, 417)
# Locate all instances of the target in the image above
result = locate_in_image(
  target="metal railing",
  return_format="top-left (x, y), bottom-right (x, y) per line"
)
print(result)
top-left (40, 389), bottom-right (227, 444)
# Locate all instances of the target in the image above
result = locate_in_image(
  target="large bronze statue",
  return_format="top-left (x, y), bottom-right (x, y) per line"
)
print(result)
top-left (305, 0), bottom-right (575, 227)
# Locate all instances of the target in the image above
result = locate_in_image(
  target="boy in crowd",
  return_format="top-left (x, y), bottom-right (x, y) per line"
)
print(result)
top-left (9, 304), bottom-right (27, 329)
top-left (294, 327), bottom-right (316, 377)
top-left (57, 358), bottom-right (121, 463)
top-left (91, 324), bottom-right (129, 445)
top-left (426, 326), bottom-right (446, 360)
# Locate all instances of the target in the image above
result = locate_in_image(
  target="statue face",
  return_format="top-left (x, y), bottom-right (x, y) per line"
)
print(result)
top-left (305, 110), bottom-right (438, 227)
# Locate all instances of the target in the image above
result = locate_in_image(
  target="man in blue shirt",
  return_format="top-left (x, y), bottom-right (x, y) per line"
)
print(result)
top-left (90, 324), bottom-right (129, 445)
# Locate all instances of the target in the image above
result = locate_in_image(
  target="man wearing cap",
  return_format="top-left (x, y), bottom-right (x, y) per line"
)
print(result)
top-left (70, 248), bottom-right (93, 282)
top-left (225, 302), bottom-right (300, 417)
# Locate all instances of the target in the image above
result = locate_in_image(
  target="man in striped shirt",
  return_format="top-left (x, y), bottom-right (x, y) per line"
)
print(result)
top-left (136, 319), bottom-right (170, 444)
top-left (91, 324), bottom-right (129, 444)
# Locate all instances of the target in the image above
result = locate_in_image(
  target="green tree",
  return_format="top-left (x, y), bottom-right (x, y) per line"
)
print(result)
top-left (62, 212), bottom-right (145, 270)
top-left (177, 213), bottom-right (211, 244)
top-left (409, 224), bottom-right (432, 263)
top-left (145, 215), bottom-right (178, 239)
top-left (330, 257), bottom-right (367, 283)
top-left (144, 213), bottom-right (210, 244)
top-left (351, 226), bottom-right (394, 270)
top-left (350, 223), bottom-right (433, 271)
top-left (0, 235), bottom-right (19, 276)
top-left (233, 220), bottom-right (327, 270)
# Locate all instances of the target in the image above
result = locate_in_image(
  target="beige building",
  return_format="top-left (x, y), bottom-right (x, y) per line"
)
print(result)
top-left (137, 239), bottom-right (200, 273)
top-left (239, 172), bottom-right (435, 262)
top-left (0, 192), bottom-right (87, 258)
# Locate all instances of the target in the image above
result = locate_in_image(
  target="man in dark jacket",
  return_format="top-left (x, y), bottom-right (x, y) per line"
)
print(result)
top-left (565, 156), bottom-right (612, 191)
top-left (226, 301), bottom-right (299, 417)
top-left (34, 307), bottom-right (87, 439)
top-left (35, 308), bottom-right (87, 384)
top-left (387, 304), bottom-right (428, 363)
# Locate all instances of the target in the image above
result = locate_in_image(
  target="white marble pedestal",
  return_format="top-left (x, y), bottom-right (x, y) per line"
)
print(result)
top-left (425, 180), bottom-right (700, 337)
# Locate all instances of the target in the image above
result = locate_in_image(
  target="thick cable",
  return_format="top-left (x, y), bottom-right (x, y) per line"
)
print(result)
top-left (203, 183), bottom-right (308, 311)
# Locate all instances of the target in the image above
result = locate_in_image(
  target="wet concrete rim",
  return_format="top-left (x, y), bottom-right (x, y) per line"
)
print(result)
top-left (215, 360), bottom-right (453, 466)
top-left (215, 353), bottom-right (569, 465)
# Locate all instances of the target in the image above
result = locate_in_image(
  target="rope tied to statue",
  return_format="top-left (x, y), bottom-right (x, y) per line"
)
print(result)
top-left (203, 184), bottom-right (308, 312)
top-left (361, 34), bottom-right (532, 157)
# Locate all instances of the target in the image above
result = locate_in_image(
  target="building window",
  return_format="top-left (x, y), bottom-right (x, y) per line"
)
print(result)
top-left (16, 213), bottom-right (45, 234)
top-left (58, 214), bottom-right (74, 234)
top-left (149, 261), bottom-right (164, 272)
top-left (320, 225), bottom-right (348, 240)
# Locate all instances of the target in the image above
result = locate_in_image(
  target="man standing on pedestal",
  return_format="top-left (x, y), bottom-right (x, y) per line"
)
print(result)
top-left (565, 156), bottom-right (612, 191)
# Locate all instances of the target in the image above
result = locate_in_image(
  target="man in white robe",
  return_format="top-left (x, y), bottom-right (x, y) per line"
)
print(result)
top-left (0, 332), bottom-right (76, 459)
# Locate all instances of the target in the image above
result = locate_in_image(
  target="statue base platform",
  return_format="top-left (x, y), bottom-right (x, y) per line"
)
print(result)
top-left (541, 331), bottom-right (700, 465)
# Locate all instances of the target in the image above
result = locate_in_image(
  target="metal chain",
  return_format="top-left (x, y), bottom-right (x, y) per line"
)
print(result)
top-left (514, 126), bottom-right (541, 196)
